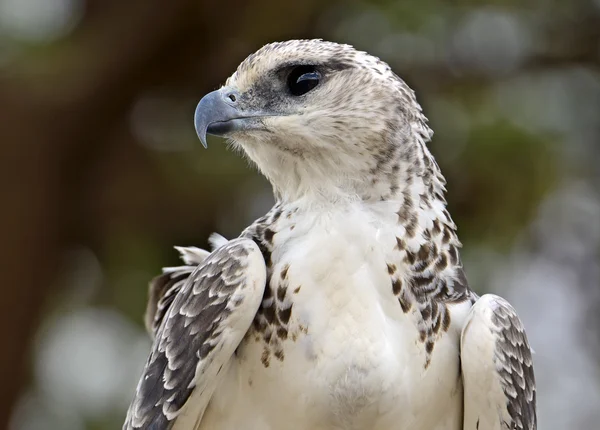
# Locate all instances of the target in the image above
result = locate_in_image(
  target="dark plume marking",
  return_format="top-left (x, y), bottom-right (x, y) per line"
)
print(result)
top-left (387, 263), bottom-right (397, 275)
top-left (277, 285), bottom-right (287, 301)
top-left (261, 348), bottom-right (270, 368)
top-left (278, 307), bottom-right (292, 325)
top-left (392, 278), bottom-right (403, 296)
top-left (398, 291), bottom-right (412, 313)
top-left (263, 228), bottom-right (275, 244)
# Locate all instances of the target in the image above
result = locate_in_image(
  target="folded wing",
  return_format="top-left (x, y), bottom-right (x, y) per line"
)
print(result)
top-left (124, 238), bottom-right (267, 429)
top-left (461, 294), bottom-right (536, 430)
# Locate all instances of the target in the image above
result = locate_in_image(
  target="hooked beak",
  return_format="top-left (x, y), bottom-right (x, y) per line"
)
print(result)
top-left (194, 87), bottom-right (264, 148)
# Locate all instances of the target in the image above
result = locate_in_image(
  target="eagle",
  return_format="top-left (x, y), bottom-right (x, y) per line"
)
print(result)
top-left (123, 39), bottom-right (536, 430)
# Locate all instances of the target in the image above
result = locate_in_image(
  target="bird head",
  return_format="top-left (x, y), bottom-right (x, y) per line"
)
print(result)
top-left (194, 39), bottom-right (437, 203)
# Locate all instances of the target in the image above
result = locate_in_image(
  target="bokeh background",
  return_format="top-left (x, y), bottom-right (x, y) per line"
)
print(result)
top-left (1, 0), bottom-right (599, 429)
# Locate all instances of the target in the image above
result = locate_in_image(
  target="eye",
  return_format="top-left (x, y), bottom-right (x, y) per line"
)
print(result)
top-left (287, 65), bottom-right (321, 96)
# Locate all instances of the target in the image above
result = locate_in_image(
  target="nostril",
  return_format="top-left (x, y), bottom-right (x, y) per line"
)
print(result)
top-left (227, 93), bottom-right (237, 103)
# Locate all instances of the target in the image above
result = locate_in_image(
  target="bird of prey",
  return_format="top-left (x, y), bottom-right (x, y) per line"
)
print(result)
top-left (124, 39), bottom-right (536, 430)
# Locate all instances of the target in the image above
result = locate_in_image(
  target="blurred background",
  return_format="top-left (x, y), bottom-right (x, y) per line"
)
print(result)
top-left (1, 0), bottom-right (599, 429)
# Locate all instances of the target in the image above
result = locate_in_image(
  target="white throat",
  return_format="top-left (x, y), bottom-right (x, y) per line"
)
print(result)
top-left (235, 128), bottom-right (448, 214)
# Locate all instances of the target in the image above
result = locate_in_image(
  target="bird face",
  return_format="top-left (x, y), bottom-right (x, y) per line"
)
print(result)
top-left (194, 40), bottom-right (433, 201)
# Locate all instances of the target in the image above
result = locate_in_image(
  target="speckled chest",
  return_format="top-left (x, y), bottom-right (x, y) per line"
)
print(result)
top-left (238, 201), bottom-right (469, 372)
top-left (216, 202), bottom-right (469, 429)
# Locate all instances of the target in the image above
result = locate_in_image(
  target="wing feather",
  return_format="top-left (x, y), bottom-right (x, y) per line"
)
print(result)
top-left (461, 294), bottom-right (536, 430)
top-left (124, 238), bottom-right (266, 430)
top-left (145, 246), bottom-right (211, 337)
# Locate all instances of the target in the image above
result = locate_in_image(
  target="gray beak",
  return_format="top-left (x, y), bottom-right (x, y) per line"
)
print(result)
top-left (194, 87), bottom-right (261, 148)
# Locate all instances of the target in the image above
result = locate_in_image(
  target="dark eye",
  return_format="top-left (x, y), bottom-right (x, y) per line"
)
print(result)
top-left (287, 65), bottom-right (321, 96)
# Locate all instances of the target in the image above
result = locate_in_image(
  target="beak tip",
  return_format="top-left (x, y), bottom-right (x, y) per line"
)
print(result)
top-left (194, 107), bottom-right (209, 149)
top-left (199, 133), bottom-right (208, 149)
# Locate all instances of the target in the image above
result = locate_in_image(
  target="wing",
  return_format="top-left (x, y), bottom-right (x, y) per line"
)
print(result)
top-left (461, 294), bottom-right (537, 430)
top-left (124, 238), bottom-right (267, 430)
top-left (145, 246), bottom-right (211, 337)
